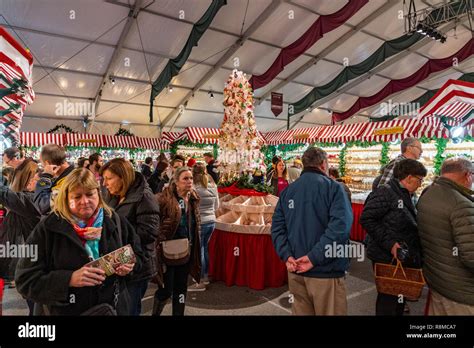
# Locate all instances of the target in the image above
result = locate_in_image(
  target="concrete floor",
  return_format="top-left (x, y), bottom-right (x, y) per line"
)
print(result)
top-left (1, 250), bottom-right (428, 316)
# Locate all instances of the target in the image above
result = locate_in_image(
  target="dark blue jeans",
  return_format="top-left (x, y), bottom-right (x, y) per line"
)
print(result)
top-left (127, 279), bottom-right (149, 316)
top-left (200, 222), bottom-right (215, 278)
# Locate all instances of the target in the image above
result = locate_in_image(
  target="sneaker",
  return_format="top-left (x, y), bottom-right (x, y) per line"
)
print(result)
top-left (188, 283), bottom-right (206, 292)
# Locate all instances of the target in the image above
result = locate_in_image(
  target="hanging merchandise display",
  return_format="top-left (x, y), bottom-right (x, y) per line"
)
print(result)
top-left (0, 26), bottom-right (35, 147)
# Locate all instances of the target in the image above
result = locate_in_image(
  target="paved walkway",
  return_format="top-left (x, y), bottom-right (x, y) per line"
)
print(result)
top-left (2, 253), bottom-right (428, 316)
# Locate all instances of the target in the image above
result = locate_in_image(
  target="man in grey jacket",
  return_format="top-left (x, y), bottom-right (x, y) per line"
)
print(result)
top-left (417, 157), bottom-right (474, 315)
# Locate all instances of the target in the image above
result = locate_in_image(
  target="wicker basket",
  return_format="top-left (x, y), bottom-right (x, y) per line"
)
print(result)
top-left (374, 259), bottom-right (425, 300)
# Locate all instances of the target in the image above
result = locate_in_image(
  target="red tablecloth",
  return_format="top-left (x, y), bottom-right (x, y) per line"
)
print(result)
top-left (208, 229), bottom-right (287, 290)
top-left (351, 202), bottom-right (367, 242)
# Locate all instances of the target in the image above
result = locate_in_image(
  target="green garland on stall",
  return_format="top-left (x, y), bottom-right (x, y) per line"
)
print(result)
top-left (261, 145), bottom-right (276, 169)
top-left (338, 145), bottom-right (347, 176)
top-left (380, 142), bottom-right (390, 168)
top-left (47, 124), bottom-right (77, 134)
top-left (276, 143), bottom-right (306, 153)
top-left (115, 128), bottom-right (134, 137)
top-left (419, 136), bottom-right (432, 144)
top-left (219, 174), bottom-right (273, 194)
top-left (433, 138), bottom-right (449, 176)
top-left (170, 138), bottom-right (218, 159)
top-left (311, 141), bottom-right (343, 148)
top-left (23, 145), bottom-right (167, 159)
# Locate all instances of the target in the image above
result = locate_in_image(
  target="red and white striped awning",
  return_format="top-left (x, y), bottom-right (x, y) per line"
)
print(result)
top-left (102, 135), bottom-right (142, 149)
top-left (417, 79), bottom-right (474, 124)
top-left (418, 116), bottom-right (449, 139)
top-left (185, 127), bottom-right (220, 144)
top-left (359, 118), bottom-right (422, 143)
top-left (20, 132), bottom-right (65, 147)
top-left (467, 124), bottom-right (474, 137)
top-left (138, 137), bottom-right (168, 150)
top-left (263, 130), bottom-right (295, 145)
top-left (317, 122), bottom-right (368, 143)
top-left (64, 133), bottom-right (104, 147)
top-left (257, 130), bottom-right (266, 144)
top-left (286, 127), bottom-right (324, 144)
top-left (161, 131), bottom-right (186, 144)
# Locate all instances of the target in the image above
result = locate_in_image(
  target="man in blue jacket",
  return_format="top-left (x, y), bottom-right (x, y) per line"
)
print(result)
top-left (271, 147), bottom-right (353, 315)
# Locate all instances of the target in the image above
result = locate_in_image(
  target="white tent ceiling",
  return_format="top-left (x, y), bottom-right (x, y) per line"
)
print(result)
top-left (0, 0), bottom-right (472, 137)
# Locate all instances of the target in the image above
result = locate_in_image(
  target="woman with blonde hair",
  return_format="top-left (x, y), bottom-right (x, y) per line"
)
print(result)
top-left (188, 163), bottom-right (219, 291)
top-left (153, 166), bottom-right (201, 315)
top-left (15, 168), bottom-right (143, 315)
top-left (101, 158), bottom-right (160, 315)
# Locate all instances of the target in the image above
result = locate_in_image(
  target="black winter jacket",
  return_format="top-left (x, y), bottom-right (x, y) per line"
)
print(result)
top-left (360, 179), bottom-right (421, 267)
top-left (15, 212), bottom-right (144, 315)
top-left (206, 160), bottom-right (219, 184)
top-left (148, 172), bottom-right (168, 194)
top-left (0, 182), bottom-right (40, 243)
top-left (104, 172), bottom-right (160, 282)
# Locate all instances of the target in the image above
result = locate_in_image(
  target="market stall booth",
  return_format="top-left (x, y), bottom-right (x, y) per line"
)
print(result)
top-left (19, 131), bottom-right (168, 167)
top-left (260, 103), bottom-right (473, 242)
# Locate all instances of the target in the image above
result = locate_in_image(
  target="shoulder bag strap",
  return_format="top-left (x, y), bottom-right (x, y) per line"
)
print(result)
top-left (112, 211), bottom-right (122, 309)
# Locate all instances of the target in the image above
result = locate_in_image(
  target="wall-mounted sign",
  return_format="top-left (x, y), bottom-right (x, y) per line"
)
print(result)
top-left (373, 126), bottom-right (404, 136)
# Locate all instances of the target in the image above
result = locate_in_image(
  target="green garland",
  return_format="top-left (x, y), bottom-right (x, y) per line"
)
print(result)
top-left (170, 138), bottom-right (218, 159)
top-left (23, 146), bottom-right (165, 161)
top-left (115, 128), bottom-right (134, 137)
top-left (338, 145), bottom-right (347, 176)
top-left (219, 174), bottom-right (273, 194)
top-left (434, 138), bottom-right (449, 175)
top-left (419, 136), bottom-right (432, 144)
top-left (47, 124), bottom-right (77, 134)
top-left (311, 141), bottom-right (343, 148)
top-left (380, 142), bottom-right (390, 168)
top-left (276, 143), bottom-right (306, 152)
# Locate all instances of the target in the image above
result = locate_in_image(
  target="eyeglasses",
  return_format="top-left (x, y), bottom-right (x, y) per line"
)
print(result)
top-left (413, 176), bottom-right (424, 183)
top-left (409, 145), bottom-right (422, 152)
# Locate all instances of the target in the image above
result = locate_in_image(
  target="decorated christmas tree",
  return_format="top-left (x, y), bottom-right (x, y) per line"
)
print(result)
top-left (218, 69), bottom-right (266, 182)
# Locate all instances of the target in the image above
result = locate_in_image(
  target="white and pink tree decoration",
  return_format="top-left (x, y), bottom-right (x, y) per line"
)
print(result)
top-left (218, 69), bottom-right (266, 181)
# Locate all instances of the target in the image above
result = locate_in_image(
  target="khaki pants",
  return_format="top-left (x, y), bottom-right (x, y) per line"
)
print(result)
top-left (288, 272), bottom-right (347, 315)
top-left (429, 289), bottom-right (474, 315)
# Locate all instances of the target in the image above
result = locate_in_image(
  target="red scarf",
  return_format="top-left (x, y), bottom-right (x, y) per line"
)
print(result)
top-left (72, 210), bottom-right (99, 243)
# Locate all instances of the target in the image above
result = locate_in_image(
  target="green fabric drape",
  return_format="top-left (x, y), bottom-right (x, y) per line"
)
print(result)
top-left (0, 87), bottom-right (14, 98)
top-left (149, 0), bottom-right (227, 122)
top-left (369, 72), bottom-right (474, 122)
top-left (289, 0), bottom-right (470, 117)
top-left (0, 102), bottom-right (20, 116)
top-left (289, 32), bottom-right (424, 116)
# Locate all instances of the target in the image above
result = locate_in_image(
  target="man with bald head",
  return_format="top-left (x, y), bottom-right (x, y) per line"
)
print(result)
top-left (417, 157), bottom-right (474, 315)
